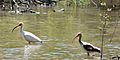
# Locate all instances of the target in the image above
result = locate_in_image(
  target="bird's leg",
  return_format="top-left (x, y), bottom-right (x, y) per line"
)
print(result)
top-left (28, 41), bottom-right (31, 44)
top-left (87, 52), bottom-right (90, 56)
top-left (40, 41), bottom-right (43, 45)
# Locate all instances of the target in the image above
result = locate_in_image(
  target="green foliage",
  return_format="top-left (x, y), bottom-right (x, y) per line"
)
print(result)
top-left (98, 12), bottom-right (112, 34)
top-left (98, 10), bottom-right (113, 60)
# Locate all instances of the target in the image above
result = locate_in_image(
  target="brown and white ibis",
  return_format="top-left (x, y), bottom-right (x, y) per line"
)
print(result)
top-left (12, 22), bottom-right (42, 44)
top-left (72, 32), bottom-right (101, 56)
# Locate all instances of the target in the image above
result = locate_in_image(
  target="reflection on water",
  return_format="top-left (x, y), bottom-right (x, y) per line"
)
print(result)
top-left (0, 6), bottom-right (120, 60)
top-left (0, 48), bottom-right (24, 60)
top-left (24, 45), bottom-right (42, 60)
top-left (0, 45), bottom-right (42, 60)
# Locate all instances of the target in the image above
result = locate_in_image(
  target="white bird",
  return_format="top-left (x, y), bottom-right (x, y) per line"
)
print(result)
top-left (12, 22), bottom-right (42, 44)
top-left (72, 32), bottom-right (101, 56)
top-left (53, 8), bottom-right (65, 12)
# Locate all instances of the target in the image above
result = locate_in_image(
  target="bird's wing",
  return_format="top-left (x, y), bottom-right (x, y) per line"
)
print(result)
top-left (83, 44), bottom-right (94, 51)
top-left (24, 31), bottom-right (42, 42)
top-left (83, 43), bottom-right (100, 52)
top-left (81, 41), bottom-right (100, 52)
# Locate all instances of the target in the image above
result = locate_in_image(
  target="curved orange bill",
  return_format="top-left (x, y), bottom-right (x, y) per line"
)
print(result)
top-left (72, 34), bottom-right (79, 43)
top-left (11, 25), bottom-right (19, 32)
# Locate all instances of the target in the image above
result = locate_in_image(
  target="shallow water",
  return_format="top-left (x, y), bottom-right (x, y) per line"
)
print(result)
top-left (0, 6), bottom-right (120, 60)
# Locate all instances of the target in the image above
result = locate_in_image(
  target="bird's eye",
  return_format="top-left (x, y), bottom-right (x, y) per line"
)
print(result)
top-left (19, 24), bottom-right (22, 26)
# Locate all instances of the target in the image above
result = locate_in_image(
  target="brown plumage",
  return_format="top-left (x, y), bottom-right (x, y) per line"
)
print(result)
top-left (72, 32), bottom-right (101, 56)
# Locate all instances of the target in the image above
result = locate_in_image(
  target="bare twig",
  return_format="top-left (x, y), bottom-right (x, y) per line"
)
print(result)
top-left (109, 18), bottom-right (118, 42)
top-left (100, 19), bottom-right (107, 60)
top-left (109, 11), bottom-right (119, 42)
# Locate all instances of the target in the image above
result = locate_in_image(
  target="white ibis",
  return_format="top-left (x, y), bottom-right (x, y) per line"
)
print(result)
top-left (53, 8), bottom-right (65, 12)
top-left (12, 22), bottom-right (42, 44)
top-left (72, 32), bottom-right (100, 56)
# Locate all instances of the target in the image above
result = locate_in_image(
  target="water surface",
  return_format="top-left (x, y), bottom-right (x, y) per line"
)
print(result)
top-left (0, 6), bottom-right (120, 60)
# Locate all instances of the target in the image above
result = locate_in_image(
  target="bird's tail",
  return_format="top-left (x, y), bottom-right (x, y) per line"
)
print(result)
top-left (95, 48), bottom-right (101, 53)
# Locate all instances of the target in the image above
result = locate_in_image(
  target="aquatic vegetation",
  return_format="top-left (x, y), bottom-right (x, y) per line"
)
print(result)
top-left (98, 7), bottom-right (120, 60)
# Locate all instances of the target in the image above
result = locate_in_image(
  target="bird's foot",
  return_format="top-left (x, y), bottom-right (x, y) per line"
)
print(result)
top-left (87, 52), bottom-right (90, 56)
top-left (40, 41), bottom-right (43, 45)
top-left (35, 41), bottom-right (43, 45)
top-left (28, 42), bottom-right (31, 45)
top-left (92, 54), bottom-right (95, 56)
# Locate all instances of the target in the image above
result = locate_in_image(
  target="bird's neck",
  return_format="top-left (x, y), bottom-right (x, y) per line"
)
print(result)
top-left (79, 35), bottom-right (83, 44)
top-left (20, 25), bottom-right (24, 33)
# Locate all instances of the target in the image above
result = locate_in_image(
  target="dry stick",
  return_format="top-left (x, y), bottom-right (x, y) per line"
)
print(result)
top-left (109, 13), bottom-right (119, 42)
top-left (100, 19), bottom-right (107, 60)
top-left (109, 10), bottom-right (120, 60)
top-left (109, 19), bottom-right (118, 42)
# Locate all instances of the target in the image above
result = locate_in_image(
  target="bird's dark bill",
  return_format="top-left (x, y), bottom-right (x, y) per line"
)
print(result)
top-left (12, 26), bottom-right (19, 32)
top-left (72, 34), bottom-right (79, 43)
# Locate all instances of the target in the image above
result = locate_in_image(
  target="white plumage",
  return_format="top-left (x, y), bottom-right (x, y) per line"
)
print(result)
top-left (81, 41), bottom-right (100, 49)
top-left (23, 31), bottom-right (42, 42)
top-left (72, 32), bottom-right (101, 56)
top-left (12, 22), bottom-right (42, 44)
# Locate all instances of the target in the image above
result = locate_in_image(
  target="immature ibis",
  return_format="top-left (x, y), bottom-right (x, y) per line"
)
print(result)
top-left (12, 22), bottom-right (42, 44)
top-left (72, 32), bottom-right (100, 56)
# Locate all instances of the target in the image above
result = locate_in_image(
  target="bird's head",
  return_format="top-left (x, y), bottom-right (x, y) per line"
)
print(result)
top-left (12, 22), bottom-right (24, 32)
top-left (72, 32), bottom-right (82, 43)
top-left (18, 22), bottom-right (23, 26)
